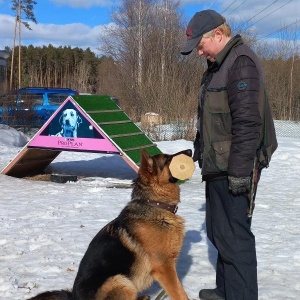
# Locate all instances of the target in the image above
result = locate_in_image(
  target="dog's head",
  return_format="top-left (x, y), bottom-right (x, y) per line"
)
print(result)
top-left (138, 148), bottom-right (192, 184)
top-left (59, 109), bottom-right (82, 137)
top-left (132, 149), bottom-right (192, 204)
top-left (60, 109), bottom-right (81, 126)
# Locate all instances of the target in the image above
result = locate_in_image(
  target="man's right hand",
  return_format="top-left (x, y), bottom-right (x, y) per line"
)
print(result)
top-left (228, 176), bottom-right (251, 194)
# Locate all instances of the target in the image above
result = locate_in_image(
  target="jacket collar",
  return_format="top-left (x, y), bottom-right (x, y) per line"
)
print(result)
top-left (207, 34), bottom-right (243, 71)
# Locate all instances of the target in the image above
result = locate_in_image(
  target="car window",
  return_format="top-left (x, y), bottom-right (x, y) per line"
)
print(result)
top-left (48, 93), bottom-right (70, 105)
top-left (19, 93), bottom-right (44, 107)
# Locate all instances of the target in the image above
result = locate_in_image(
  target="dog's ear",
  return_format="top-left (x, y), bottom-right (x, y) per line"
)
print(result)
top-left (59, 113), bottom-right (63, 125)
top-left (77, 115), bottom-right (82, 124)
top-left (140, 148), bottom-right (154, 174)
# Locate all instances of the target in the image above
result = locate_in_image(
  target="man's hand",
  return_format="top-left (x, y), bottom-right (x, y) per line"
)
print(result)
top-left (228, 176), bottom-right (251, 195)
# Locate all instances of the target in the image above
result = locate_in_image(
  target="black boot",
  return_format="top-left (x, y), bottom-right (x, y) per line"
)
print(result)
top-left (199, 288), bottom-right (225, 300)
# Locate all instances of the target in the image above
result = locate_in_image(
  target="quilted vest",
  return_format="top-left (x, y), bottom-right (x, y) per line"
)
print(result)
top-left (197, 36), bottom-right (277, 175)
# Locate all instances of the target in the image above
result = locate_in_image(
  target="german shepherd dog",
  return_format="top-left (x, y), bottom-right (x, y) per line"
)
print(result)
top-left (28, 148), bottom-right (192, 300)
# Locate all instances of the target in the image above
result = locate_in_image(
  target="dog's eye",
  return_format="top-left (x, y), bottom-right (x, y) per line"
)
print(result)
top-left (166, 155), bottom-right (172, 163)
top-left (157, 160), bottom-right (166, 171)
top-left (160, 156), bottom-right (171, 169)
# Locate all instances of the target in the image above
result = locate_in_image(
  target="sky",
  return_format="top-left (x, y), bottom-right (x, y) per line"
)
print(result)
top-left (0, 0), bottom-right (299, 56)
top-left (0, 122), bottom-right (299, 299)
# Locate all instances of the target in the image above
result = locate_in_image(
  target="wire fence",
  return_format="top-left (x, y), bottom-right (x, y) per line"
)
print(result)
top-left (273, 120), bottom-right (300, 138)
top-left (7, 117), bottom-right (300, 142)
top-left (139, 119), bottom-right (300, 142)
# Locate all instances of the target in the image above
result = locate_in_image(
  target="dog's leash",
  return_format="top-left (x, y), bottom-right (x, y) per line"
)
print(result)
top-left (155, 290), bottom-right (167, 300)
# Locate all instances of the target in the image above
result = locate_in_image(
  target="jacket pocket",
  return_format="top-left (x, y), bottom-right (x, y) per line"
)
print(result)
top-left (212, 140), bottom-right (231, 171)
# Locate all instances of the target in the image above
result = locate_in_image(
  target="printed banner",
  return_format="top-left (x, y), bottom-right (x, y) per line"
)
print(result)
top-left (28, 97), bottom-right (119, 153)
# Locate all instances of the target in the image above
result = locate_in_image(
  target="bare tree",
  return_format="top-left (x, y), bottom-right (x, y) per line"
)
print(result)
top-left (258, 25), bottom-right (300, 121)
top-left (74, 61), bottom-right (91, 93)
top-left (10, 0), bottom-right (37, 90)
top-left (98, 0), bottom-right (204, 125)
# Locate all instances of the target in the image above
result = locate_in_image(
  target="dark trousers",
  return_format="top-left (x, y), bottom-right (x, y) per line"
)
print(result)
top-left (205, 177), bottom-right (258, 300)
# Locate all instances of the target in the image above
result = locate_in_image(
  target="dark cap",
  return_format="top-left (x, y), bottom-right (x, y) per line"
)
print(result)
top-left (181, 10), bottom-right (226, 55)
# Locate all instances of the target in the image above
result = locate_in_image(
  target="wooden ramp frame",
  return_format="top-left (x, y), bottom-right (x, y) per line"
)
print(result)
top-left (1, 95), bottom-right (162, 178)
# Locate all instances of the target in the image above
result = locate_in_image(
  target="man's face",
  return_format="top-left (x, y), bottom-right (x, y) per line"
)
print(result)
top-left (196, 36), bottom-right (218, 62)
top-left (196, 30), bottom-right (224, 62)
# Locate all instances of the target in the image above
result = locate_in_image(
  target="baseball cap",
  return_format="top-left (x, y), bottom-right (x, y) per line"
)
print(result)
top-left (181, 10), bottom-right (226, 55)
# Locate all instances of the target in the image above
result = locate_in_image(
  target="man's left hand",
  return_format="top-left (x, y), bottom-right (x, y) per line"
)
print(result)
top-left (228, 176), bottom-right (251, 194)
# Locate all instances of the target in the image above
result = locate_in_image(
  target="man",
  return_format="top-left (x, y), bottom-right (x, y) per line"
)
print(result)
top-left (181, 10), bottom-right (277, 300)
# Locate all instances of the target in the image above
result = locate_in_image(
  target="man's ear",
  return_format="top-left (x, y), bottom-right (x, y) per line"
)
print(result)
top-left (214, 28), bottom-right (223, 42)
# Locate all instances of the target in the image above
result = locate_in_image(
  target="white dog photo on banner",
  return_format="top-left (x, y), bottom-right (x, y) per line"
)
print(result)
top-left (55, 109), bottom-right (82, 137)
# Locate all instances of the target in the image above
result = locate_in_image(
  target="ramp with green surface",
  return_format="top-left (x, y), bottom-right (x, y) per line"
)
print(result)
top-left (74, 95), bottom-right (162, 168)
top-left (1, 95), bottom-right (162, 177)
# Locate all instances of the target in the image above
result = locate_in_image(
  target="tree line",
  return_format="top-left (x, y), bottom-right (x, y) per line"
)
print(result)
top-left (2, 0), bottom-right (299, 127)
top-left (4, 45), bottom-right (101, 93)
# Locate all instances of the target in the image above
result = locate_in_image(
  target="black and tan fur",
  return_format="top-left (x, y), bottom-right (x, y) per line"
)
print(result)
top-left (28, 148), bottom-right (192, 300)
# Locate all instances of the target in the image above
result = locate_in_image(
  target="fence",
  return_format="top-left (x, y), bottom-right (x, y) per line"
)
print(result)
top-left (273, 120), bottom-right (300, 138)
top-left (7, 118), bottom-right (300, 141)
top-left (139, 119), bottom-right (300, 142)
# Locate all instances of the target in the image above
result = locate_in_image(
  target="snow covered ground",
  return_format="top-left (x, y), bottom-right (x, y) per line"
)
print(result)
top-left (0, 124), bottom-right (299, 299)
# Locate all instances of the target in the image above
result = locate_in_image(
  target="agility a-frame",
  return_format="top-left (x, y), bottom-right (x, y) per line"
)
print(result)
top-left (1, 95), bottom-right (162, 178)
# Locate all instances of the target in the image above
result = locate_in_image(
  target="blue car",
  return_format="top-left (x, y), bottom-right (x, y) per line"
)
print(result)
top-left (0, 87), bottom-right (78, 127)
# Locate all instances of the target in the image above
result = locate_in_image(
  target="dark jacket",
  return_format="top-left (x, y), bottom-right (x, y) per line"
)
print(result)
top-left (194, 35), bottom-right (277, 180)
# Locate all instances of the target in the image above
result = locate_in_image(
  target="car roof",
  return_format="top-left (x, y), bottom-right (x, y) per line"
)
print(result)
top-left (17, 87), bottom-right (78, 94)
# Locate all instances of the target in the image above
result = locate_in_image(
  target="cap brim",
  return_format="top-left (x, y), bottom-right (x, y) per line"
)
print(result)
top-left (180, 36), bottom-right (202, 55)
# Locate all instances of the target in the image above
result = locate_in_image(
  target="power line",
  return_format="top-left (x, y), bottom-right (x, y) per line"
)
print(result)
top-left (208, 1), bottom-right (218, 9)
top-left (242, 0), bottom-right (280, 26)
top-left (208, 0), bottom-right (296, 41)
top-left (221, 0), bottom-right (240, 14)
top-left (259, 19), bottom-right (300, 40)
top-left (226, 0), bottom-right (247, 17)
top-left (244, 0), bottom-right (294, 30)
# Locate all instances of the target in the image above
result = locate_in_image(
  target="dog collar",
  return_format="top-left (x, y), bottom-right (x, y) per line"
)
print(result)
top-left (146, 200), bottom-right (178, 214)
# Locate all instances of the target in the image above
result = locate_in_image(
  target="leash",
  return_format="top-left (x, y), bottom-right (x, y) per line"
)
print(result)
top-left (247, 157), bottom-right (258, 218)
top-left (155, 290), bottom-right (167, 300)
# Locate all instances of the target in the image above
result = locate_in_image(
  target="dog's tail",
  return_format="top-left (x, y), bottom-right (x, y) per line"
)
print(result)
top-left (27, 290), bottom-right (72, 300)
